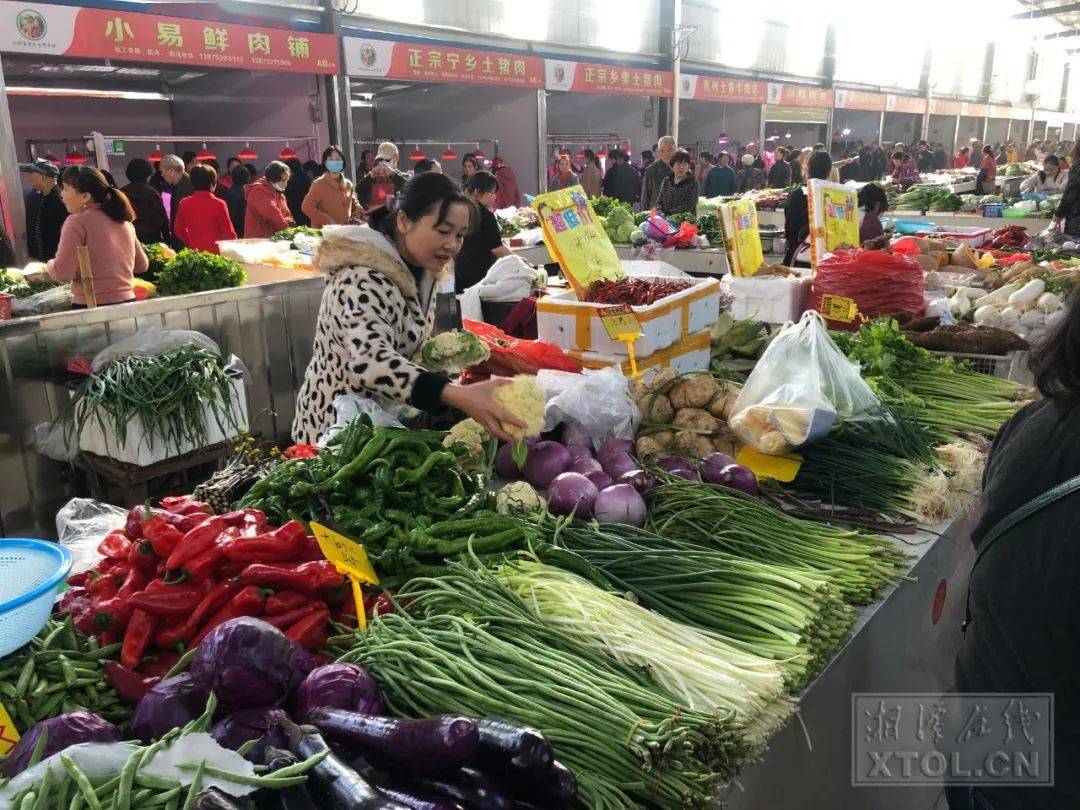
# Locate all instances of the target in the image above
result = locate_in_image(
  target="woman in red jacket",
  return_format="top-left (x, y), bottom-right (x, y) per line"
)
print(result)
top-left (244, 161), bottom-right (295, 239)
top-left (172, 165), bottom-right (236, 253)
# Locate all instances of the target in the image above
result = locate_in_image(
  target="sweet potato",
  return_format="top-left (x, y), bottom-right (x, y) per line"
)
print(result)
top-left (904, 324), bottom-right (1028, 355)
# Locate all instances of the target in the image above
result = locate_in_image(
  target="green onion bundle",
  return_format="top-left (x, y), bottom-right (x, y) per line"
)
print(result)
top-left (645, 482), bottom-right (911, 605)
top-left (66, 345), bottom-right (241, 454)
top-left (337, 571), bottom-right (747, 808)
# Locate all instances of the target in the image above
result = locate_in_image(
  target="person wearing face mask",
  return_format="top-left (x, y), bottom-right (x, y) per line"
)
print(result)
top-left (44, 165), bottom-right (147, 308)
top-left (243, 161), bottom-right (295, 239)
top-left (455, 171), bottom-right (512, 293)
top-left (302, 145), bottom-right (364, 227)
top-left (292, 172), bottom-right (524, 445)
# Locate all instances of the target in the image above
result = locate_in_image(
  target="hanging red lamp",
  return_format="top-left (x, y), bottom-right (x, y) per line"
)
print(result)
top-left (596, 148), bottom-right (608, 158)
top-left (65, 150), bottom-right (87, 165)
top-left (279, 143), bottom-right (298, 160)
top-left (473, 148), bottom-right (485, 158)
top-left (196, 142), bottom-right (216, 162)
top-left (237, 143), bottom-right (258, 161)
top-left (440, 145), bottom-right (457, 160)
top-left (148, 144), bottom-right (164, 162)
top-left (44, 153), bottom-right (60, 164)
top-left (574, 149), bottom-right (585, 158)
top-left (409, 145), bottom-right (425, 161)
top-left (717, 132), bottom-right (729, 143)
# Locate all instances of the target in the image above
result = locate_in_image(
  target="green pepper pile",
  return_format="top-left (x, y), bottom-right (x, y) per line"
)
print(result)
top-left (239, 416), bottom-right (524, 576)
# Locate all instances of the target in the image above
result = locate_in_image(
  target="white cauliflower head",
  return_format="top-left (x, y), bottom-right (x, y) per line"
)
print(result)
top-left (443, 418), bottom-right (490, 473)
top-left (492, 375), bottom-right (546, 441)
top-left (495, 481), bottom-right (545, 515)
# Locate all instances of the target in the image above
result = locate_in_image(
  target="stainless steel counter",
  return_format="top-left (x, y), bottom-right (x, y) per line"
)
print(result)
top-left (0, 276), bottom-right (327, 538)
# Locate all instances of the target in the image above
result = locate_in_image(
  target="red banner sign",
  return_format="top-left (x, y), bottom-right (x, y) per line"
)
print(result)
top-left (960, 102), bottom-right (989, 118)
top-left (343, 37), bottom-right (543, 88)
top-left (545, 59), bottom-right (672, 97)
top-left (0, 1), bottom-right (338, 73)
top-left (929, 98), bottom-right (962, 116)
top-left (885, 94), bottom-right (928, 114)
top-left (767, 83), bottom-right (834, 108)
top-left (680, 74), bottom-right (766, 104)
top-left (834, 88), bottom-right (886, 112)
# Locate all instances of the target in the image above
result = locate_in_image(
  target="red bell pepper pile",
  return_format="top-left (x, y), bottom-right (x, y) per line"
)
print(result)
top-left (62, 495), bottom-right (350, 688)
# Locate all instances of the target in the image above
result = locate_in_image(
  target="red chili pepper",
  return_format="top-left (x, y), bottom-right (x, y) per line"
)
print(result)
top-left (176, 547), bottom-right (224, 585)
top-left (238, 560), bottom-right (344, 594)
top-left (166, 516), bottom-right (228, 570)
top-left (160, 495), bottom-right (214, 515)
top-left (265, 589), bottom-right (308, 615)
top-left (188, 580), bottom-right (240, 630)
top-left (97, 530), bottom-right (133, 561)
top-left (284, 607), bottom-right (330, 649)
top-left (128, 540), bottom-right (158, 571)
top-left (138, 650), bottom-right (181, 678)
top-left (87, 572), bottom-right (119, 600)
top-left (124, 504), bottom-right (153, 541)
top-left (73, 609), bottom-right (97, 635)
top-left (284, 444), bottom-right (318, 459)
top-left (104, 660), bottom-right (160, 703)
top-left (232, 584), bottom-right (269, 614)
top-left (220, 520), bottom-right (308, 564)
top-left (191, 588), bottom-right (265, 645)
top-left (262, 602), bottom-right (322, 630)
top-left (98, 629), bottom-right (119, 647)
top-left (299, 534), bottom-right (324, 562)
top-left (176, 512), bottom-right (213, 533)
top-left (153, 616), bottom-right (193, 649)
top-left (142, 515), bottom-right (185, 558)
top-left (57, 586), bottom-right (90, 616)
top-left (128, 579), bottom-right (207, 618)
top-left (116, 566), bottom-right (148, 601)
top-left (68, 571), bottom-right (89, 588)
top-left (219, 509), bottom-right (267, 534)
top-left (91, 597), bottom-right (134, 633)
top-left (365, 591), bottom-right (396, 618)
top-left (120, 609), bottom-right (156, 670)
top-left (215, 560), bottom-right (247, 578)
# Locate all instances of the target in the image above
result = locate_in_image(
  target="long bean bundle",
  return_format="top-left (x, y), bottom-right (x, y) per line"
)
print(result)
top-left (646, 482), bottom-right (911, 605)
top-left (336, 571), bottom-right (746, 808)
top-left (534, 520), bottom-right (854, 688)
top-left (66, 345), bottom-right (241, 453)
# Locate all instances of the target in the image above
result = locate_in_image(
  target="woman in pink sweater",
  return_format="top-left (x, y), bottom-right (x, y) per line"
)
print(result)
top-left (47, 166), bottom-right (147, 307)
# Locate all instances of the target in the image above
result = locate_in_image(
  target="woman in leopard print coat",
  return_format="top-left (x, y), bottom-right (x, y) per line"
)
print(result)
top-left (293, 173), bottom-right (521, 444)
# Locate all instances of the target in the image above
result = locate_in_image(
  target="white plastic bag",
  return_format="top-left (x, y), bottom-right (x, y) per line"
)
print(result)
top-left (55, 497), bottom-right (127, 572)
top-left (729, 311), bottom-right (881, 455)
top-left (92, 327), bottom-right (220, 371)
top-left (539, 366), bottom-right (640, 446)
top-left (457, 254), bottom-right (538, 323)
top-left (11, 285), bottom-right (71, 316)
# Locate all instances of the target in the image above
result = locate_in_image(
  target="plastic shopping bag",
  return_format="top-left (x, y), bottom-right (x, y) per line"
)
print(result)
top-left (463, 319), bottom-right (583, 376)
top-left (661, 221), bottom-right (699, 250)
top-left (806, 248), bottom-right (925, 330)
top-left (92, 327), bottom-right (220, 371)
top-left (729, 311), bottom-right (881, 455)
top-left (55, 497), bottom-right (128, 573)
top-left (538, 366), bottom-right (640, 445)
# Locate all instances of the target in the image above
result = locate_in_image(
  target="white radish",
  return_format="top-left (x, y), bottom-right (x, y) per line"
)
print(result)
top-left (1007, 278), bottom-right (1046, 308)
top-left (949, 292), bottom-right (971, 317)
top-left (1037, 292), bottom-right (1063, 313)
top-left (999, 306), bottom-right (1022, 328)
top-left (1019, 310), bottom-right (1045, 329)
top-left (973, 305), bottom-right (1001, 327)
top-left (1046, 309), bottom-right (1067, 331)
top-left (974, 284), bottom-right (1020, 308)
top-left (957, 286), bottom-right (985, 300)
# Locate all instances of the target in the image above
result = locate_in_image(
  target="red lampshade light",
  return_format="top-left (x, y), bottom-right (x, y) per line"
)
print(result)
top-left (473, 149), bottom-right (485, 158)
top-left (279, 144), bottom-right (298, 160)
top-left (148, 143), bottom-right (164, 162)
top-left (440, 147), bottom-right (458, 160)
top-left (574, 149), bottom-right (585, 158)
top-left (65, 151), bottom-right (87, 165)
top-left (44, 153), bottom-right (59, 164)
top-left (597, 148), bottom-right (608, 158)
top-left (237, 143), bottom-right (258, 161)
top-left (195, 143), bottom-right (216, 161)
top-left (717, 132), bottom-right (729, 144)
top-left (409, 147), bottom-right (426, 161)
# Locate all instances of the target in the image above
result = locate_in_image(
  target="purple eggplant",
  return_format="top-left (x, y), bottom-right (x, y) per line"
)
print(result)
top-left (191, 789), bottom-right (246, 810)
top-left (309, 709), bottom-right (479, 774)
top-left (264, 747), bottom-right (322, 810)
top-left (386, 767), bottom-right (512, 810)
top-left (376, 785), bottom-right (466, 810)
top-left (518, 760), bottom-right (577, 807)
top-left (474, 718), bottom-right (553, 778)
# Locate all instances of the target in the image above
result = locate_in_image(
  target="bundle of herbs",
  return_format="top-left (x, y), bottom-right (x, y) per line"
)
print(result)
top-left (65, 344), bottom-right (243, 455)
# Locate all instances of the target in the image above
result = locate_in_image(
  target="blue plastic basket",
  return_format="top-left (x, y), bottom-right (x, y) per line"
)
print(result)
top-left (0, 540), bottom-right (72, 656)
top-left (891, 219), bottom-right (934, 235)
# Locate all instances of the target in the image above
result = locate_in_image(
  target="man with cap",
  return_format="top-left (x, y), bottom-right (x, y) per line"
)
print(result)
top-left (20, 158), bottom-right (67, 260)
top-left (915, 139), bottom-right (935, 173)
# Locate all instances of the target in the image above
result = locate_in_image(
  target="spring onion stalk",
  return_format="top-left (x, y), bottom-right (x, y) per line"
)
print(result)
top-left (645, 482), bottom-right (911, 605)
top-left (495, 558), bottom-right (791, 746)
top-left (336, 571), bottom-right (746, 808)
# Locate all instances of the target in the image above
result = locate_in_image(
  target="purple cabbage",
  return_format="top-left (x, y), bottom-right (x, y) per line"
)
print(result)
top-left (210, 708), bottom-right (289, 763)
top-left (130, 673), bottom-right (209, 743)
top-left (190, 617), bottom-right (295, 710)
top-left (2, 712), bottom-right (119, 777)
top-left (293, 663), bottom-right (383, 723)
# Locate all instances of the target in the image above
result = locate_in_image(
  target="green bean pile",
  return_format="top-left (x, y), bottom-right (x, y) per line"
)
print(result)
top-left (646, 482), bottom-right (911, 605)
top-left (0, 617), bottom-right (128, 733)
top-left (66, 345), bottom-right (242, 454)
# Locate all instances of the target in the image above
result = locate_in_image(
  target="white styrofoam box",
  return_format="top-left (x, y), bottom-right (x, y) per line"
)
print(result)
top-left (574, 330), bottom-right (712, 378)
top-left (914, 226), bottom-right (992, 248)
top-left (78, 377), bottom-right (248, 466)
top-left (727, 275), bottom-right (813, 324)
top-left (537, 273), bottom-right (721, 357)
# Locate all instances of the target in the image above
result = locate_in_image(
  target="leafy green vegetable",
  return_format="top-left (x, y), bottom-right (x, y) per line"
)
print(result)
top-left (417, 329), bottom-right (491, 374)
top-left (590, 195), bottom-right (631, 218)
top-left (155, 249), bottom-right (245, 296)
top-left (695, 213), bottom-right (722, 244)
top-left (142, 242), bottom-right (176, 281)
top-left (0, 268), bottom-right (30, 297)
top-left (270, 225), bottom-right (321, 242)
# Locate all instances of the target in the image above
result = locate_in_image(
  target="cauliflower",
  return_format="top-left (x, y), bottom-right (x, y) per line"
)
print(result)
top-left (417, 330), bottom-right (490, 375)
top-left (443, 418), bottom-right (491, 473)
top-left (492, 375), bottom-right (546, 441)
top-left (495, 481), bottom-right (545, 515)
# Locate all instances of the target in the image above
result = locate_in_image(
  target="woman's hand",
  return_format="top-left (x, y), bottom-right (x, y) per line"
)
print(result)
top-left (441, 378), bottom-right (526, 443)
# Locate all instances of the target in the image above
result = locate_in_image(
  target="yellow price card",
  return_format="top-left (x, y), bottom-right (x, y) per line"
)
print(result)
top-left (818, 294), bottom-right (859, 323)
top-left (532, 185), bottom-right (623, 296)
top-left (310, 521), bottom-right (380, 630)
top-left (0, 703), bottom-right (19, 756)
top-left (736, 445), bottom-right (803, 482)
top-left (598, 305), bottom-right (644, 340)
top-left (719, 197), bottom-right (764, 276)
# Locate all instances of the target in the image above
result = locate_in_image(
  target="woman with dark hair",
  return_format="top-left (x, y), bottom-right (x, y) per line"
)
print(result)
top-left (978, 145), bottom-right (999, 195)
top-left (121, 157), bottom-right (170, 244)
top-left (657, 150), bottom-right (700, 215)
top-left (244, 161), bottom-right (295, 238)
top-left (552, 155), bottom-right (579, 190)
top-left (580, 149), bottom-right (603, 198)
top-left (220, 164), bottom-right (250, 237)
top-left (292, 172), bottom-right (522, 444)
top-left (461, 153), bottom-right (480, 185)
top-left (456, 170), bottom-right (512, 294)
top-left (1053, 142), bottom-right (1080, 235)
top-left (46, 165), bottom-right (147, 307)
top-left (857, 182), bottom-right (888, 244)
top-left (283, 156), bottom-right (311, 227)
top-left (1022, 154), bottom-right (1068, 195)
top-left (783, 150), bottom-right (833, 266)
top-left (889, 150), bottom-right (920, 190)
top-left (173, 164), bottom-right (237, 253)
top-left (954, 145), bottom-right (972, 169)
top-left (357, 149), bottom-right (375, 184)
top-left (302, 145), bottom-right (363, 227)
top-left (950, 297), bottom-right (1080, 810)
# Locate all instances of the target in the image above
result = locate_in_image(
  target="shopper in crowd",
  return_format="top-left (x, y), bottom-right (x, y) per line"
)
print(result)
top-left (120, 158), bottom-right (169, 245)
top-left (358, 157), bottom-right (406, 209)
top-left (357, 149), bottom-right (375, 184)
top-left (1006, 141), bottom-right (1019, 163)
top-left (552, 155), bottom-right (579, 190)
top-left (219, 157), bottom-right (241, 190)
top-left (492, 157), bottom-right (520, 209)
top-left (856, 142), bottom-right (873, 180)
top-left (954, 146), bottom-right (972, 169)
top-left (413, 159), bottom-right (442, 176)
top-left (1052, 143), bottom-right (1080, 235)
top-left (704, 152), bottom-right (737, 198)
top-left (766, 148), bottom-right (792, 188)
top-left (244, 161), bottom-right (295, 239)
top-left (786, 147), bottom-right (804, 185)
top-left (736, 154), bottom-right (766, 192)
top-left (857, 182), bottom-right (888, 244)
top-left (745, 142), bottom-right (765, 171)
top-left (783, 150), bottom-right (833, 267)
top-left (159, 154), bottom-right (195, 235)
top-left (579, 149), bottom-right (603, 198)
top-left (377, 142), bottom-right (400, 172)
top-left (838, 149), bottom-right (861, 182)
top-left (868, 142), bottom-right (888, 180)
top-left (304, 160), bottom-right (324, 181)
top-left (933, 142), bottom-right (948, 170)
top-left (182, 151), bottom-right (198, 173)
top-left (149, 160), bottom-right (166, 193)
top-left (601, 148), bottom-right (641, 205)
top-left (1024, 142), bottom-right (1039, 162)
top-left (244, 162), bottom-right (258, 179)
top-left (913, 140), bottom-right (933, 173)
top-left (220, 164), bottom-right (250, 237)
top-left (172, 164), bottom-right (237, 254)
top-left (641, 136), bottom-right (676, 209)
top-left (657, 150), bottom-right (699, 216)
top-left (1021, 154), bottom-right (1068, 195)
top-left (461, 153), bottom-right (480, 186)
top-left (694, 152), bottom-right (713, 188)
top-left (950, 301), bottom-right (1080, 810)
top-left (797, 147), bottom-right (814, 185)
top-left (639, 150), bottom-right (655, 179)
top-left (978, 145), bottom-right (998, 195)
top-left (456, 170), bottom-right (512, 294)
top-left (889, 151), bottom-right (920, 190)
top-left (44, 166), bottom-right (147, 307)
top-left (301, 146), bottom-right (363, 228)
top-left (282, 157), bottom-right (312, 228)
top-left (20, 159), bottom-right (67, 260)
top-left (292, 172), bottom-right (522, 446)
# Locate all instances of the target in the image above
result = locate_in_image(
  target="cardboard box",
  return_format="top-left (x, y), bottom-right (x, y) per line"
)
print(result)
top-left (570, 330), bottom-right (712, 378)
top-left (727, 275), bottom-right (812, 324)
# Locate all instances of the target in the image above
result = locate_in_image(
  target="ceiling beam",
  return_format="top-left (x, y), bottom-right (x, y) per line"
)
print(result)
top-left (1042, 28), bottom-right (1080, 39)
top-left (1012, 2), bottom-right (1080, 19)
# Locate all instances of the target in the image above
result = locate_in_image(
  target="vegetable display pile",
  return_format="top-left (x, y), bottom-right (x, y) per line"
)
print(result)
top-left (589, 196), bottom-right (631, 218)
top-left (270, 225), bottom-right (321, 243)
top-left (893, 186), bottom-right (961, 212)
top-left (65, 344), bottom-right (243, 455)
top-left (155, 249), bottom-right (245, 296)
top-left (631, 369), bottom-right (741, 460)
top-left (598, 206), bottom-right (636, 244)
top-left (695, 213), bottom-right (723, 244)
top-left (141, 243), bottom-right (176, 281)
top-left (583, 276), bottom-right (692, 305)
